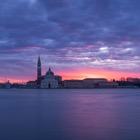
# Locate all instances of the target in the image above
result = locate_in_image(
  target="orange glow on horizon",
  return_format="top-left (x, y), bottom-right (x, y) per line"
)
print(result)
top-left (59, 68), bottom-right (140, 80)
top-left (0, 68), bottom-right (139, 83)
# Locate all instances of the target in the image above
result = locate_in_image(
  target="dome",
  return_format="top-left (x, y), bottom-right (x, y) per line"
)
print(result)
top-left (46, 68), bottom-right (54, 76)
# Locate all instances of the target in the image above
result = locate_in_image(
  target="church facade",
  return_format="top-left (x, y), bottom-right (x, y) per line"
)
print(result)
top-left (37, 56), bottom-right (59, 89)
top-left (41, 68), bottom-right (58, 88)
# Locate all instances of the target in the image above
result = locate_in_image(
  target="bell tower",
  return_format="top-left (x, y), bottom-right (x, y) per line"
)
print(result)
top-left (37, 55), bottom-right (41, 81)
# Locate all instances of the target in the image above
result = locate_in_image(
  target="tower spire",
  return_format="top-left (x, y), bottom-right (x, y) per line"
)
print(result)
top-left (37, 55), bottom-right (41, 81)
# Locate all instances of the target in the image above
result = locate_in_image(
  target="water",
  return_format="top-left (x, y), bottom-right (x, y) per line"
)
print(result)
top-left (0, 89), bottom-right (140, 140)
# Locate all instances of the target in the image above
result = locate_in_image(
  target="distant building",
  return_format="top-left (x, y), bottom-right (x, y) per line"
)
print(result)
top-left (11, 83), bottom-right (25, 88)
top-left (63, 80), bottom-right (83, 88)
top-left (26, 81), bottom-right (38, 88)
top-left (63, 78), bottom-right (109, 88)
top-left (126, 78), bottom-right (140, 83)
top-left (83, 78), bottom-right (107, 88)
top-left (0, 83), bottom-right (4, 88)
top-left (41, 68), bottom-right (58, 89)
top-left (83, 78), bottom-right (107, 83)
top-left (5, 81), bottom-right (11, 89)
top-left (98, 82), bottom-right (119, 88)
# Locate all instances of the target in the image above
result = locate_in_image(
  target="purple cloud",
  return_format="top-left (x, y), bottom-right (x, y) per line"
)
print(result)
top-left (0, 0), bottom-right (140, 80)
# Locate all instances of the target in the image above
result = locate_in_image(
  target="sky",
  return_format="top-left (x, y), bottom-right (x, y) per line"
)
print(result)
top-left (0, 0), bottom-right (140, 82)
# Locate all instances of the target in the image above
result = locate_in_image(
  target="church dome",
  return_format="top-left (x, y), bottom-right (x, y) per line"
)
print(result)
top-left (46, 68), bottom-right (54, 76)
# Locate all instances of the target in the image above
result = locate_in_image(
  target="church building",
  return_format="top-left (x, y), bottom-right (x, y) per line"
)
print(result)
top-left (37, 55), bottom-right (59, 89)
top-left (41, 68), bottom-right (58, 88)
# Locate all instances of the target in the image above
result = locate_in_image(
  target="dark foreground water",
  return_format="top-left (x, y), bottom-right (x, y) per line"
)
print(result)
top-left (0, 89), bottom-right (140, 140)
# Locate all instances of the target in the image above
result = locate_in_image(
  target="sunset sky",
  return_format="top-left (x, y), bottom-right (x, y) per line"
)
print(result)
top-left (0, 0), bottom-right (140, 83)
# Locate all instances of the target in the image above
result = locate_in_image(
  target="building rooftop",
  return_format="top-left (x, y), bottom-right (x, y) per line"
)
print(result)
top-left (83, 78), bottom-right (107, 80)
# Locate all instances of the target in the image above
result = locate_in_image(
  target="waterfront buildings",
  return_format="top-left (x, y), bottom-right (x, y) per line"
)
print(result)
top-left (126, 78), bottom-right (140, 83)
top-left (0, 56), bottom-right (139, 89)
top-left (0, 81), bottom-right (11, 89)
top-left (83, 78), bottom-right (107, 88)
top-left (63, 80), bottom-right (83, 88)
top-left (26, 81), bottom-right (37, 88)
top-left (25, 56), bottom-right (139, 89)
top-left (27, 56), bottom-right (120, 89)
top-left (63, 79), bottom-right (118, 88)
top-left (98, 82), bottom-right (119, 88)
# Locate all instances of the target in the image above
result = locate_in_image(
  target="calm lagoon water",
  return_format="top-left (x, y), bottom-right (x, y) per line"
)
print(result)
top-left (0, 89), bottom-right (140, 140)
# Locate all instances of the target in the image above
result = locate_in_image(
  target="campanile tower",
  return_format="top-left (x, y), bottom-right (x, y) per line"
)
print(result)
top-left (37, 55), bottom-right (41, 80)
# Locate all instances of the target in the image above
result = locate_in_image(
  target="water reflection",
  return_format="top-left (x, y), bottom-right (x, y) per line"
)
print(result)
top-left (0, 89), bottom-right (140, 140)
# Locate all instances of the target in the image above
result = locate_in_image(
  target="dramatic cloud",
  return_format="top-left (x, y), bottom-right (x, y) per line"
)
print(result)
top-left (0, 0), bottom-right (140, 81)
